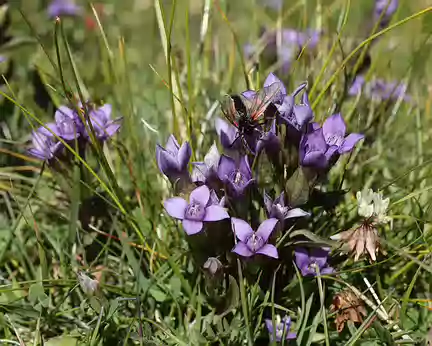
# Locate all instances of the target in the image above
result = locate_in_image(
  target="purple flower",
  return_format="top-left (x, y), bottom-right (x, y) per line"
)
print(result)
top-left (48, 0), bottom-right (81, 18)
top-left (215, 118), bottom-right (240, 151)
top-left (256, 120), bottom-right (280, 155)
top-left (86, 104), bottom-right (122, 141)
top-left (264, 192), bottom-right (309, 221)
top-left (217, 155), bottom-right (255, 197)
top-left (156, 135), bottom-right (191, 183)
top-left (349, 76), bottom-right (409, 101)
top-left (322, 114), bottom-right (364, 155)
top-left (51, 106), bottom-right (83, 140)
top-left (265, 316), bottom-right (296, 342)
top-left (231, 218), bottom-right (279, 258)
top-left (295, 247), bottom-right (334, 276)
top-left (279, 87), bottom-right (313, 134)
top-left (164, 185), bottom-right (229, 235)
top-left (374, 0), bottom-right (398, 28)
top-left (191, 143), bottom-right (220, 185)
top-left (28, 126), bottom-right (62, 161)
top-left (299, 128), bottom-right (334, 168)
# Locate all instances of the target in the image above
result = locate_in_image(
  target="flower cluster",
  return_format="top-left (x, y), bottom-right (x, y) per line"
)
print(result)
top-left (157, 72), bottom-right (365, 342)
top-left (28, 103), bottom-right (121, 162)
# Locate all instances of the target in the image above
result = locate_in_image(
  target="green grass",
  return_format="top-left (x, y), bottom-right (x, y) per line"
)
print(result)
top-left (0, 0), bottom-right (431, 345)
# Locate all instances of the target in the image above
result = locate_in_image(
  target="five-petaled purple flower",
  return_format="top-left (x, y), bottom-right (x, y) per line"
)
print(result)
top-left (265, 315), bottom-right (296, 342)
top-left (86, 104), bottom-right (122, 141)
top-left (156, 135), bottom-right (192, 184)
top-left (28, 126), bottom-right (63, 161)
top-left (264, 192), bottom-right (309, 221)
top-left (322, 114), bottom-right (364, 155)
top-left (48, 0), bottom-right (81, 18)
top-left (217, 155), bottom-right (255, 197)
top-left (295, 247), bottom-right (334, 276)
top-left (164, 185), bottom-right (229, 235)
top-left (262, 74), bottom-right (313, 141)
top-left (231, 218), bottom-right (279, 258)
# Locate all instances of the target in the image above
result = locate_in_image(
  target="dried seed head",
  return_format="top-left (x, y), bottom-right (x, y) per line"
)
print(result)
top-left (330, 289), bottom-right (367, 333)
top-left (203, 257), bottom-right (223, 276)
top-left (77, 270), bottom-right (99, 296)
top-left (332, 223), bottom-right (382, 262)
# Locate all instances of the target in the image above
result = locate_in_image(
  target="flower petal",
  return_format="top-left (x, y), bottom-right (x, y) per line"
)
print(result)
top-left (323, 113), bottom-right (346, 143)
top-left (320, 266), bottom-right (334, 275)
top-left (191, 163), bottom-right (207, 183)
top-left (231, 217), bottom-right (253, 242)
top-left (217, 155), bottom-right (236, 181)
top-left (256, 218), bottom-right (278, 242)
top-left (256, 244), bottom-right (278, 258)
top-left (310, 247), bottom-right (330, 268)
top-left (339, 133), bottom-right (364, 154)
top-left (203, 205), bottom-right (229, 221)
top-left (263, 192), bottom-right (274, 215)
top-left (287, 332), bottom-right (297, 340)
top-left (164, 197), bottom-right (187, 219)
top-left (204, 143), bottom-right (220, 168)
top-left (264, 319), bottom-right (274, 334)
top-left (105, 121), bottom-right (121, 137)
top-left (190, 185), bottom-right (210, 206)
top-left (177, 142), bottom-right (192, 170)
top-left (156, 146), bottom-right (179, 175)
top-left (232, 242), bottom-right (254, 257)
top-left (238, 156), bottom-right (252, 179)
top-left (263, 73), bottom-right (286, 103)
top-left (294, 247), bottom-right (310, 271)
top-left (182, 219), bottom-right (204, 235)
top-left (302, 151), bottom-right (328, 168)
top-left (165, 134), bottom-right (180, 153)
top-left (285, 207), bottom-right (310, 219)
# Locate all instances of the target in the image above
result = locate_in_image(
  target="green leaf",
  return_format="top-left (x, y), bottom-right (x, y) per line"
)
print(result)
top-left (220, 275), bottom-right (239, 317)
top-left (285, 168), bottom-right (310, 206)
top-left (45, 336), bottom-right (78, 346)
top-left (89, 296), bottom-right (102, 313)
top-left (106, 299), bottom-right (119, 320)
top-left (28, 283), bottom-right (48, 310)
top-left (150, 288), bottom-right (167, 302)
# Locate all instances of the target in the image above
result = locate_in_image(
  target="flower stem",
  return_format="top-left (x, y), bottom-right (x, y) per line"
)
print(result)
top-left (237, 259), bottom-right (253, 346)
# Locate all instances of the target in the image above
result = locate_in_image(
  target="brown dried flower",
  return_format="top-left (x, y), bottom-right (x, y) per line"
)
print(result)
top-left (330, 289), bottom-right (367, 333)
top-left (332, 222), bottom-right (383, 262)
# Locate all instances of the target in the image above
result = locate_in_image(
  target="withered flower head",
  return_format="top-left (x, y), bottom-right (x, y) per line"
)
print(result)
top-left (330, 289), bottom-right (367, 333)
top-left (332, 223), bottom-right (382, 262)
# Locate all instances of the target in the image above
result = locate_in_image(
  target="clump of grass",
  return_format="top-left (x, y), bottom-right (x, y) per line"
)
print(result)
top-left (0, 0), bottom-right (431, 345)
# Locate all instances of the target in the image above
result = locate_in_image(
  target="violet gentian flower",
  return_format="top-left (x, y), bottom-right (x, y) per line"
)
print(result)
top-left (256, 120), bottom-right (280, 156)
top-left (51, 106), bottom-right (83, 140)
top-left (349, 76), bottom-right (409, 101)
top-left (217, 155), bottom-right (255, 197)
top-left (191, 143), bottom-right (220, 186)
top-left (322, 114), bottom-right (364, 155)
top-left (264, 191), bottom-right (309, 221)
top-left (215, 117), bottom-right (240, 151)
top-left (28, 126), bottom-right (62, 161)
top-left (374, 0), bottom-right (398, 28)
top-left (231, 218), bottom-right (279, 258)
top-left (86, 104), bottom-right (122, 141)
top-left (156, 135), bottom-right (191, 184)
top-left (48, 0), bottom-right (81, 18)
top-left (295, 247), bottom-right (334, 276)
top-left (164, 185), bottom-right (229, 235)
top-left (265, 315), bottom-right (296, 342)
top-left (299, 128), bottom-right (334, 168)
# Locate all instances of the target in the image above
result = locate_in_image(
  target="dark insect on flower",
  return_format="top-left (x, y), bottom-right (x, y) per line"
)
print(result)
top-left (221, 83), bottom-right (280, 154)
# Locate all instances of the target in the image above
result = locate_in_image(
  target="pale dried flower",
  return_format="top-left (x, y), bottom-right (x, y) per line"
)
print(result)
top-left (332, 223), bottom-right (382, 261)
top-left (330, 289), bottom-right (367, 333)
top-left (77, 270), bottom-right (99, 296)
top-left (356, 188), bottom-right (390, 224)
